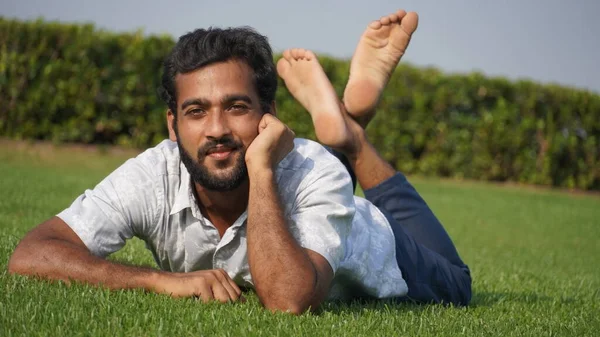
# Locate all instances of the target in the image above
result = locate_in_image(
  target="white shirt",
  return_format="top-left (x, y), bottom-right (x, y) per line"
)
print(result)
top-left (58, 139), bottom-right (408, 300)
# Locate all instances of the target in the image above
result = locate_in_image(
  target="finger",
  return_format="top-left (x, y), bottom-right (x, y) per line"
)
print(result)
top-left (217, 269), bottom-right (242, 296)
top-left (216, 269), bottom-right (242, 300)
top-left (258, 113), bottom-right (284, 134)
top-left (220, 281), bottom-right (239, 301)
top-left (197, 279), bottom-right (213, 303)
top-left (211, 282), bottom-right (233, 303)
top-left (215, 271), bottom-right (245, 303)
top-left (227, 277), bottom-right (242, 297)
top-left (262, 112), bottom-right (279, 124)
top-left (258, 113), bottom-right (270, 132)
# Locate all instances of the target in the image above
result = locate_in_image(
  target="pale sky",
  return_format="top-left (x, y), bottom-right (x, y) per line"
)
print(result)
top-left (2, 0), bottom-right (600, 93)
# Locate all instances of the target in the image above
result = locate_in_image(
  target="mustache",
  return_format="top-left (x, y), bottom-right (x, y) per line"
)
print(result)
top-left (197, 137), bottom-right (243, 157)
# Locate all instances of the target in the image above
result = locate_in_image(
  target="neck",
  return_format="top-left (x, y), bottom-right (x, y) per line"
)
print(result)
top-left (193, 180), bottom-right (249, 236)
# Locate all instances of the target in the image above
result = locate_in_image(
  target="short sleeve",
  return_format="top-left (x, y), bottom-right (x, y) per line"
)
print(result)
top-left (287, 162), bottom-right (355, 273)
top-left (57, 157), bottom-right (160, 258)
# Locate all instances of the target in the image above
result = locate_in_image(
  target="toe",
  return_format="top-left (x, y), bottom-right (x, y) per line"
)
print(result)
top-left (304, 50), bottom-right (316, 61)
top-left (290, 48), bottom-right (301, 59)
top-left (296, 48), bottom-right (308, 59)
top-left (380, 15), bottom-right (391, 25)
top-left (401, 12), bottom-right (419, 34)
top-left (282, 49), bottom-right (293, 61)
top-left (368, 20), bottom-right (382, 30)
top-left (276, 58), bottom-right (290, 77)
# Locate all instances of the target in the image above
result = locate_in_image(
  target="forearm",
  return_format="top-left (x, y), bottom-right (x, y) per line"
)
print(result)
top-left (246, 170), bottom-right (319, 313)
top-left (8, 236), bottom-right (159, 292)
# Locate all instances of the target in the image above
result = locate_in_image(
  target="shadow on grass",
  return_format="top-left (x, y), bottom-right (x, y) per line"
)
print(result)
top-left (469, 290), bottom-right (578, 307)
top-left (316, 297), bottom-right (432, 316)
top-left (317, 289), bottom-right (581, 316)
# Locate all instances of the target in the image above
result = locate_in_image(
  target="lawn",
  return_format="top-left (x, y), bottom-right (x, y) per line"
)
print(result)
top-left (0, 140), bottom-right (598, 336)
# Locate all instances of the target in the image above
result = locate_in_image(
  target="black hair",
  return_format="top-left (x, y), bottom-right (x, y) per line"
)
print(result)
top-left (158, 26), bottom-right (277, 120)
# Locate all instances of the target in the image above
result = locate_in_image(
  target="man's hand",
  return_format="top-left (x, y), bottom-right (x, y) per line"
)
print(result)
top-left (153, 269), bottom-right (243, 303)
top-left (8, 217), bottom-right (243, 305)
top-left (245, 113), bottom-right (295, 172)
top-left (244, 114), bottom-right (334, 313)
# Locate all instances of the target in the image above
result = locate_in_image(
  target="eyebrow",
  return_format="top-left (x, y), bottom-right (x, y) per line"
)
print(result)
top-left (221, 94), bottom-right (253, 105)
top-left (180, 94), bottom-right (254, 111)
top-left (181, 98), bottom-right (209, 111)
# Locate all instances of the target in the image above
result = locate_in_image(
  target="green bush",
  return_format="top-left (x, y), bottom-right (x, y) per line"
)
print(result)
top-left (1, 18), bottom-right (598, 190)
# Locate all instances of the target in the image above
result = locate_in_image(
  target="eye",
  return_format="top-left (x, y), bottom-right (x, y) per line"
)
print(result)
top-left (230, 104), bottom-right (247, 110)
top-left (186, 108), bottom-right (205, 117)
top-left (228, 104), bottom-right (249, 114)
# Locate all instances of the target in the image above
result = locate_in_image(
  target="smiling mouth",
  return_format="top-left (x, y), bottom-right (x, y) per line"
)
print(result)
top-left (206, 146), bottom-right (236, 160)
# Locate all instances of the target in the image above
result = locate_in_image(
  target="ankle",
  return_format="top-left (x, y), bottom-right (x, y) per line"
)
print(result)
top-left (337, 126), bottom-right (368, 163)
top-left (352, 141), bottom-right (397, 190)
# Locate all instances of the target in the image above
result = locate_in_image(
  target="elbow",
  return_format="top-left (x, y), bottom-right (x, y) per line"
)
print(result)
top-left (262, 298), bottom-right (312, 315)
top-left (259, 288), bottom-right (321, 315)
top-left (6, 259), bottom-right (18, 275)
top-left (257, 274), bottom-right (328, 314)
top-left (7, 249), bottom-right (28, 275)
top-left (7, 239), bottom-right (39, 277)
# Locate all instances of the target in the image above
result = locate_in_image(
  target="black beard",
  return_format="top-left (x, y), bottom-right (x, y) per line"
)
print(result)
top-left (177, 137), bottom-right (248, 191)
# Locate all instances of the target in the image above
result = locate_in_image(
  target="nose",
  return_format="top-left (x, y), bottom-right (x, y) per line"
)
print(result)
top-left (205, 110), bottom-right (232, 140)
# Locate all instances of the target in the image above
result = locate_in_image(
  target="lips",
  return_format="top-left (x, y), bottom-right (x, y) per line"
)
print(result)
top-left (206, 145), bottom-right (236, 160)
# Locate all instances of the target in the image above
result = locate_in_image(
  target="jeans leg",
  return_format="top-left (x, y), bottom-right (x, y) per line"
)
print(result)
top-left (326, 148), bottom-right (471, 305)
top-left (380, 208), bottom-right (472, 305)
top-left (364, 173), bottom-right (466, 266)
top-left (365, 173), bottom-right (472, 305)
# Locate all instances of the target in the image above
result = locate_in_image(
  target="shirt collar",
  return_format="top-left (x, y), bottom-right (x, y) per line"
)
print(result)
top-left (169, 160), bottom-right (253, 223)
top-left (170, 161), bottom-right (195, 216)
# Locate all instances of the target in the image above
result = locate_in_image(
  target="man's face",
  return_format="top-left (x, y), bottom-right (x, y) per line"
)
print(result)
top-left (169, 60), bottom-right (266, 191)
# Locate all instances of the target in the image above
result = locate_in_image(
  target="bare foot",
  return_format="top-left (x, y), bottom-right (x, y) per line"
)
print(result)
top-left (277, 48), bottom-right (353, 149)
top-left (343, 10), bottom-right (419, 128)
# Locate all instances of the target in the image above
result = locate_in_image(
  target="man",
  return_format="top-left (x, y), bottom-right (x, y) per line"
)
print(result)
top-left (8, 10), bottom-right (471, 313)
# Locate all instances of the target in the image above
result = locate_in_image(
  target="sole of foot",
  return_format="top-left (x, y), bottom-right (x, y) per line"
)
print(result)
top-left (343, 10), bottom-right (419, 128)
top-left (277, 48), bottom-right (354, 149)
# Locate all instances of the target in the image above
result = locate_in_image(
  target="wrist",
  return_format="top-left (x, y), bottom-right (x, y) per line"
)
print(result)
top-left (143, 269), bottom-right (166, 293)
top-left (248, 169), bottom-right (276, 192)
top-left (247, 163), bottom-right (275, 179)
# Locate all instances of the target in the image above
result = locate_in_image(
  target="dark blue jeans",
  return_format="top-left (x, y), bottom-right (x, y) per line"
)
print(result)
top-left (331, 151), bottom-right (472, 306)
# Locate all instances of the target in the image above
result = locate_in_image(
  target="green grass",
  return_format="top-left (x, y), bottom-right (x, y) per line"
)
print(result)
top-left (1, 141), bottom-right (599, 336)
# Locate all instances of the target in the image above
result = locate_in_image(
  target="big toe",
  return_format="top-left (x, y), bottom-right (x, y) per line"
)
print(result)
top-left (276, 57), bottom-right (291, 78)
top-left (282, 49), bottom-right (294, 61)
top-left (401, 12), bottom-right (419, 34)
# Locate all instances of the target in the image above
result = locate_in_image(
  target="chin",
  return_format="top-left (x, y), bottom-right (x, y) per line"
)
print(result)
top-left (195, 156), bottom-right (248, 191)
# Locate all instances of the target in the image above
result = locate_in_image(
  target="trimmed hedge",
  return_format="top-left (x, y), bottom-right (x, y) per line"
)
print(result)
top-left (1, 18), bottom-right (599, 190)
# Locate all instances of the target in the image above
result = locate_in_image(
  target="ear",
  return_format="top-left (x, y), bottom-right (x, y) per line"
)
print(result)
top-left (166, 109), bottom-right (177, 141)
top-left (268, 101), bottom-right (277, 116)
